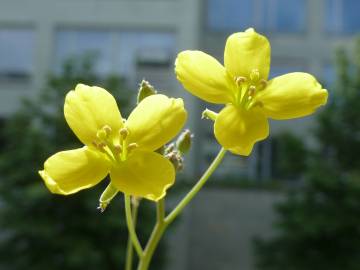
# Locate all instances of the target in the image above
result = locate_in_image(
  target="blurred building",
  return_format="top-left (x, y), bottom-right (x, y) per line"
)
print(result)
top-left (0, 0), bottom-right (358, 180)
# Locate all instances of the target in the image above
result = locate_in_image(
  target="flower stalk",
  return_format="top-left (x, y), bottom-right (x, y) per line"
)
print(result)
top-left (125, 199), bottom-right (140, 270)
top-left (136, 147), bottom-right (227, 270)
top-left (125, 195), bottom-right (143, 258)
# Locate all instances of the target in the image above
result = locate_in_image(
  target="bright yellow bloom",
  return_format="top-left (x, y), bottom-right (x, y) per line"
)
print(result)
top-left (39, 84), bottom-right (187, 201)
top-left (175, 28), bottom-right (328, 156)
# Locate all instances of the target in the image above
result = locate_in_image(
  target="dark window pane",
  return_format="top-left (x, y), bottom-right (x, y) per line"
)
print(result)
top-left (207, 0), bottom-right (254, 31)
top-left (325, 0), bottom-right (339, 32)
top-left (55, 30), bottom-right (112, 76)
top-left (325, 0), bottom-right (360, 34)
top-left (0, 29), bottom-right (35, 80)
top-left (117, 32), bottom-right (175, 78)
top-left (273, 0), bottom-right (306, 32)
top-left (207, 0), bottom-right (305, 32)
top-left (342, 0), bottom-right (360, 33)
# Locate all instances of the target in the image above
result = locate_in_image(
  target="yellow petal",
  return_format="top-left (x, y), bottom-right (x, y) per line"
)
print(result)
top-left (175, 50), bottom-right (233, 104)
top-left (39, 147), bottom-right (110, 195)
top-left (110, 150), bottom-right (175, 201)
top-left (256, 72), bottom-right (328, 120)
top-left (126, 94), bottom-right (187, 151)
top-left (214, 105), bottom-right (269, 156)
top-left (224, 28), bottom-right (271, 80)
top-left (64, 84), bottom-right (123, 146)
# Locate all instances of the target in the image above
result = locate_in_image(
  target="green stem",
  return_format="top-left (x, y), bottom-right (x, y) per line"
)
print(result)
top-left (125, 195), bottom-right (143, 258)
top-left (156, 198), bottom-right (165, 222)
top-left (125, 199), bottom-right (140, 270)
top-left (165, 147), bottom-right (227, 225)
top-left (137, 199), bottom-right (167, 270)
top-left (137, 147), bottom-right (227, 270)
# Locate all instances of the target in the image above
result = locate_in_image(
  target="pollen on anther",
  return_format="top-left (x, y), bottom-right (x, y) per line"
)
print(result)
top-left (119, 128), bottom-right (129, 139)
top-left (98, 142), bottom-right (107, 148)
top-left (248, 85), bottom-right (256, 96)
top-left (258, 79), bottom-right (268, 90)
top-left (235, 76), bottom-right (246, 86)
top-left (114, 144), bottom-right (122, 154)
top-left (103, 125), bottom-right (112, 135)
top-left (127, 143), bottom-right (139, 152)
top-left (92, 141), bottom-right (99, 148)
top-left (96, 129), bottom-right (108, 141)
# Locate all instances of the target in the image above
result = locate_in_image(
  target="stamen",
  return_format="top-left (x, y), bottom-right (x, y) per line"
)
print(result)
top-left (113, 144), bottom-right (122, 154)
top-left (103, 125), bottom-right (112, 135)
top-left (258, 79), bottom-right (268, 90)
top-left (127, 143), bottom-right (139, 153)
top-left (98, 142), bottom-right (107, 149)
top-left (235, 76), bottom-right (247, 86)
top-left (97, 144), bottom-right (107, 153)
top-left (248, 85), bottom-right (256, 96)
top-left (96, 129), bottom-right (108, 141)
top-left (119, 128), bottom-right (129, 140)
top-left (92, 141), bottom-right (106, 152)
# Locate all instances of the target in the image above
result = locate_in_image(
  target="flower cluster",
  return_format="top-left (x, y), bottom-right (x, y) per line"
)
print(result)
top-left (39, 28), bottom-right (328, 201)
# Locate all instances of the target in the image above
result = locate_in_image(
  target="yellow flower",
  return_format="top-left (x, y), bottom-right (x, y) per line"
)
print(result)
top-left (39, 84), bottom-right (187, 201)
top-left (175, 28), bottom-right (328, 156)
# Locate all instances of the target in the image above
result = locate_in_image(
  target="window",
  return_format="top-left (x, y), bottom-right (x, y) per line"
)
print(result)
top-left (0, 28), bottom-right (35, 82)
top-left (117, 32), bottom-right (175, 84)
top-left (325, 0), bottom-right (360, 34)
top-left (206, 0), bottom-right (306, 33)
top-left (55, 30), bottom-right (112, 76)
top-left (263, 0), bottom-right (306, 33)
top-left (54, 30), bottom-right (175, 86)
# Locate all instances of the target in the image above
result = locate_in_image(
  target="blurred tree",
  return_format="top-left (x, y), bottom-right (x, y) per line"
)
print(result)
top-left (272, 132), bottom-right (308, 180)
top-left (0, 54), bottom-right (165, 270)
top-left (254, 39), bottom-right (360, 270)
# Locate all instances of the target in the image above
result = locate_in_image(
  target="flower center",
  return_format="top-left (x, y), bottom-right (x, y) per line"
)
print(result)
top-left (233, 69), bottom-right (267, 110)
top-left (92, 126), bottom-right (138, 163)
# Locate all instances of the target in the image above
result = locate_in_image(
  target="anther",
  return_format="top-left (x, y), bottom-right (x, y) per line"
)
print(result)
top-left (258, 79), bottom-right (268, 90)
top-left (92, 141), bottom-right (99, 148)
top-left (114, 144), bottom-right (122, 154)
top-left (93, 141), bottom-right (106, 152)
top-left (119, 128), bottom-right (129, 140)
top-left (96, 129), bottom-right (108, 141)
top-left (248, 85), bottom-right (256, 96)
top-left (235, 76), bottom-right (247, 86)
top-left (98, 142), bottom-right (107, 148)
top-left (103, 125), bottom-right (112, 135)
top-left (127, 143), bottom-right (138, 152)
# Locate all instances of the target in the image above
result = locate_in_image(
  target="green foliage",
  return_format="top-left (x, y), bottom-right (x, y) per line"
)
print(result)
top-left (315, 43), bottom-right (360, 171)
top-left (272, 132), bottom-right (308, 180)
top-left (0, 55), bottom-right (165, 270)
top-left (254, 39), bottom-right (360, 270)
top-left (255, 169), bottom-right (360, 270)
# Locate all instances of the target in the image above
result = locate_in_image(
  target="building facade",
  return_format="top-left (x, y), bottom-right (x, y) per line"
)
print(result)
top-left (0, 0), bottom-right (358, 180)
